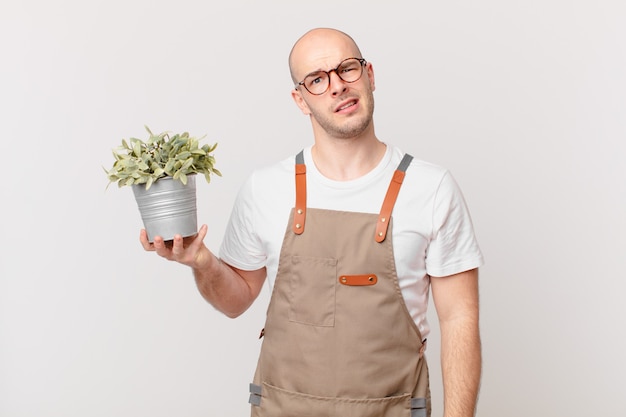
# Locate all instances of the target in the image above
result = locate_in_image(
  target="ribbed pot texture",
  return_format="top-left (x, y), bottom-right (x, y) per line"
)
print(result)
top-left (132, 175), bottom-right (198, 242)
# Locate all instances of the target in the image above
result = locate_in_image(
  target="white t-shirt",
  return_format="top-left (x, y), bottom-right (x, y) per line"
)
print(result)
top-left (219, 145), bottom-right (483, 338)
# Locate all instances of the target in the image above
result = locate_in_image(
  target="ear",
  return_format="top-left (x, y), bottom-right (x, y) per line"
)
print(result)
top-left (291, 88), bottom-right (312, 115)
top-left (366, 62), bottom-right (376, 92)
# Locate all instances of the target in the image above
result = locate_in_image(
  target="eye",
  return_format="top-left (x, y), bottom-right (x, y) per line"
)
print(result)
top-left (339, 61), bottom-right (359, 74)
top-left (305, 72), bottom-right (326, 87)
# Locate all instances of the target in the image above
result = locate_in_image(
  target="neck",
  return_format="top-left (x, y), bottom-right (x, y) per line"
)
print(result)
top-left (311, 135), bottom-right (387, 181)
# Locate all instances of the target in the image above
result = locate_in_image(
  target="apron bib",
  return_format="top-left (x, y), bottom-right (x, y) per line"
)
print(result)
top-left (249, 152), bottom-right (430, 417)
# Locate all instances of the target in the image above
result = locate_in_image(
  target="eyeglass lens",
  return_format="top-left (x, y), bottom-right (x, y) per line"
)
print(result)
top-left (302, 58), bottom-right (364, 95)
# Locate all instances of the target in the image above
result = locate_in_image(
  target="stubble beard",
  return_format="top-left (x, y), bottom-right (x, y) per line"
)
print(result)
top-left (311, 89), bottom-right (375, 139)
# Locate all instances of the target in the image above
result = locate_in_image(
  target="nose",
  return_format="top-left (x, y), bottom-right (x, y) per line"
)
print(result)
top-left (328, 70), bottom-right (347, 96)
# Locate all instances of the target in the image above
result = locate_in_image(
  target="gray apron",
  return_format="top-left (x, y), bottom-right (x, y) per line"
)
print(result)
top-left (249, 151), bottom-right (430, 417)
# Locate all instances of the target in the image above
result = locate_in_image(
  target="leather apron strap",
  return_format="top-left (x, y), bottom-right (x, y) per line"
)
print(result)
top-left (375, 153), bottom-right (413, 242)
top-left (292, 151), bottom-right (306, 235)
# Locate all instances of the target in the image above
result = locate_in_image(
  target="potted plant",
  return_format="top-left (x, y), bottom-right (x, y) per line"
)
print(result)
top-left (105, 125), bottom-right (221, 242)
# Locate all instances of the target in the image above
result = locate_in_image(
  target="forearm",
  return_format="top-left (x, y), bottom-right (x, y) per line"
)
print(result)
top-left (141, 226), bottom-right (265, 318)
top-left (440, 316), bottom-right (482, 417)
top-left (192, 253), bottom-right (262, 318)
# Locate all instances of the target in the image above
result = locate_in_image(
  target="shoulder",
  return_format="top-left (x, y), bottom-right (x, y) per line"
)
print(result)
top-left (388, 146), bottom-right (448, 176)
top-left (387, 146), bottom-right (451, 192)
top-left (250, 153), bottom-right (294, 182)
top-left (235, 150), bottom-right (299, 208)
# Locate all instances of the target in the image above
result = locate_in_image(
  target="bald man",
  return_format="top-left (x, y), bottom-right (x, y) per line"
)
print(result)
top-left (142, 28), bottom-right (483, 417)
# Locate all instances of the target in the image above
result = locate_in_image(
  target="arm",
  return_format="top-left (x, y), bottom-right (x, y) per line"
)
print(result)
top-left (431, 268), bottom-right (481, 417)
top-left (140, 224), bottom-right (266, 318)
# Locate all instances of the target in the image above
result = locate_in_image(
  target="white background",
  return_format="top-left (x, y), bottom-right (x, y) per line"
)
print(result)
top-left (1, 1), bottom-right (624, 416)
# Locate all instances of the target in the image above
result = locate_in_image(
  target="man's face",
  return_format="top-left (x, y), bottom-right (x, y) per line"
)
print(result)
top-left (291, 32), bottom-right (376, 139)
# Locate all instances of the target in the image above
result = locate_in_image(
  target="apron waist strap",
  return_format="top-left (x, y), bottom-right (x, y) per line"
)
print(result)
top-left (249, 382), bottom-right (428, 416)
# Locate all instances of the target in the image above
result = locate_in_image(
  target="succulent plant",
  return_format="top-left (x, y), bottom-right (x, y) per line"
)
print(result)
top-left (105, 126), bottom-right (221, 190)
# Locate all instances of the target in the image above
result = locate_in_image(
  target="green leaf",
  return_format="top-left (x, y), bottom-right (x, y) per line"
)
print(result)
top-left (164, 159), bottom-right (175, 172)
top-left (180, 157), bottom-right (194, 171)
top-left (175, 151), bottom-right (192, 161)
top-left (132, 140), bottom-right (142, 157)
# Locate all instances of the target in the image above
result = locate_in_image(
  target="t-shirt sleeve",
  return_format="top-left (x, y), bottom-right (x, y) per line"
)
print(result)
top-left (425, 171), bottom-right (484, 277)
top-left (218, 174), bottom-right (267, 271)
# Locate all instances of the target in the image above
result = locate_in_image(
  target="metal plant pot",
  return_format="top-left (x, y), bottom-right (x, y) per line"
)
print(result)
top-left (132, 175), bottom-right (198, 242)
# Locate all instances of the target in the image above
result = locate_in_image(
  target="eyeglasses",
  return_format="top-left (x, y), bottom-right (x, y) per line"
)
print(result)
top-left (296, 57), bottom-right (367, 95)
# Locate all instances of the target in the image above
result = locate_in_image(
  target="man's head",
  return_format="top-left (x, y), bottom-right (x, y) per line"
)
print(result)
top-left (289, 28), bottom-right (376, 140)
top-left (288, 28), bottom-right (363, 85)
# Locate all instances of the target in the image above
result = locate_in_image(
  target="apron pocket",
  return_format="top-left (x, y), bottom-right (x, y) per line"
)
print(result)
top-left (255, 382), bottom-right (413, 417)
top-left (288, 256), bottom-right (337, 326)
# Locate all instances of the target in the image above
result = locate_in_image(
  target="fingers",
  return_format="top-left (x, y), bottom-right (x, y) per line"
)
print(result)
top-left (140, 225), bottom-right (209, 265)
top-left (152, 235), bottom-right (174, 258)
top-left (171, 234), bottom-right (185, 257)
top-left (139, 229), bottom-right (155, 251)
top-left (192, 224), bottom-right (209, 248)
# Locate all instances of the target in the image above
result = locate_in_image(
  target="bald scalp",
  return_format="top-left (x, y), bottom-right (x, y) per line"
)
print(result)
top-left (288, 28), bottom-right (363, 84)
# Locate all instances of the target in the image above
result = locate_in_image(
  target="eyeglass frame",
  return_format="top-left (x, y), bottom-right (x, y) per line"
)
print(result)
top-left (295, 57), bottom-right (368, 95)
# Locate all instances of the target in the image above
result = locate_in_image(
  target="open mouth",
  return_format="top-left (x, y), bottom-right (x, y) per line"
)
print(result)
top-left (336, 99), bottom-right (357, 112)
